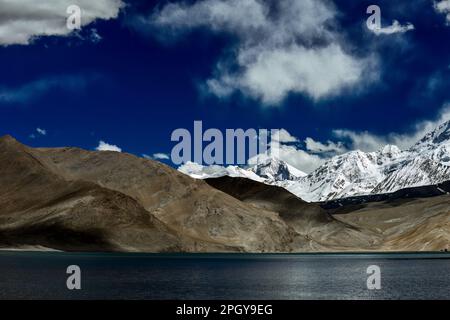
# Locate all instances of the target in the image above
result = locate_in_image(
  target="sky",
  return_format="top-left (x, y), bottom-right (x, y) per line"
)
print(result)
top-left (2, 0), bottom-right (450, 173)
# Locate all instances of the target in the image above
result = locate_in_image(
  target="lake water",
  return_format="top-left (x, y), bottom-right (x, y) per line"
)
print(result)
top-left (0, 252), bottom-right (448, 300)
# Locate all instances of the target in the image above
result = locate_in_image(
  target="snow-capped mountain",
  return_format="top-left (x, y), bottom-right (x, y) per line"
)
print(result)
top-left (178, 120), bottom-right (450, 202)
top-left (178, 157), bottom-right (306, 185)
top-left (289, 145), bottom-right (411, 202)
top-left (282, 150), bottom-right (385, 202)
top-left (178, 161), bottom-right (265, 182)
top-left (373, 121), bottom-right (450, 194)
top-left (248, 155), bottom-right (306, 181)
top-left (296, 121), bottom-right (450, 201)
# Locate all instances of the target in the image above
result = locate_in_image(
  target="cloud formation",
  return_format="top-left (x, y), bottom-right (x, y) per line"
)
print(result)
top-left (273, 129), bottom-right (299, 143)
top-left (96, 140), bottom-right (122, 152)
top-left (371, 20), bottom-right (414, 35)
top-left (304, 137), bottom-right (346, 154)
top-left (434, 0), bottom-right (450, 23)
top-left (256, 105), bottom-right (450, 172)
top-left (0, 0), bottom-right (124, 46)
top-left (269, 141), bottom-right (325, 173)
top-left (143, 153), bottom-right (170, 160)
top-left (148, 0), bottom-right (376, 105)
top-left (333, 104), bottom-right (450, 151)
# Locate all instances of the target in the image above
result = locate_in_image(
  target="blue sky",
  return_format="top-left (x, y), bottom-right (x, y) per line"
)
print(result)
top-left (2, 0), bottom-right (450, 172)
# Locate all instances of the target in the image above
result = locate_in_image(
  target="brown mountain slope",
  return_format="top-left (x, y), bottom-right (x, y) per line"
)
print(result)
top-left (205, 176), bottom-right (450, 251)
top-left (1, 136), bottom-right (447, 252)
top-left (205, 176), bottom-right (382, 250)
top-left (0, 136), bottom-right (301, 252)
top-left (333, 196), bottom-right (450, 251)
top-left (0, 135), bottom-right (184, 252)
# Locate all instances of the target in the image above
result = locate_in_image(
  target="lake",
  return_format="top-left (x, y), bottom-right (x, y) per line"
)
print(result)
top-left (0, 252), bottom-right (448, 300)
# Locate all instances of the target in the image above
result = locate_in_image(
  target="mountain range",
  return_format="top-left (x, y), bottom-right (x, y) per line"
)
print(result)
top-left (0, 134), bottom-right (449, 252)
top-left (180, 120), bottom-right (450, 202)
top-left (0, 135), bottom-right (313, 252)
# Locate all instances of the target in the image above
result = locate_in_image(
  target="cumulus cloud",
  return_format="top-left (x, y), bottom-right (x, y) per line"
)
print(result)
top-left (332, 129), bottom-right (393, 152)
top-left (207, 44), bottom-right (368, 104)
top-left (263, 105), bottom-right (450, 172)
top-left (270, 141), bottom-right (325, 173)
top-left (0, 0), bottom-right (124, 46)
top-left (96, 140), bottom-right (122, 152)
top-left (273, 129), bottom-right (299, 143)
top-left (248, 129), bottom-right (327, 173)
top-left (434, 0), bottom-right (450, 23)
top-left (305, 137), bottom-right (347, 154)
top-left (147, 0), bottom-right (376, 105)
top-left (371, 20), bottom-right (414, 35)
top-left (0, 74), bottom-right (94, 104)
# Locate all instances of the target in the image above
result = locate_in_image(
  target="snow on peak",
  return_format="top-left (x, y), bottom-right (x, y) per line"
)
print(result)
top-left (380, 144), bottom-right (401, 156)
top-left (178, 161), bottom-right (226, 179)
top-left (179, 120), bottom-right (450, 203)
top-left (415, 120), bottom-right (450, 147)
top-left (178, 161), bottom-right (264, 182)
top-left (286, 149), bottom-right (384, 202)
top-left (248, 156), bottom-right (306, 181)
top-left (177, 155), bottom-right (306, 186)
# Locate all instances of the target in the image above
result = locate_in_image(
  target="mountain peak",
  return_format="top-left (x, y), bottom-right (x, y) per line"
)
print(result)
top-left (0, 135), bottom-right (26, 150)
top-left (415, 120), bottom-right (450, 146)
top-left (0, 134), bottom-right (18, 143)
top-left (178, 161), bottom-right (265, 182)
top-left (248, 156), bottom-right (306, 181)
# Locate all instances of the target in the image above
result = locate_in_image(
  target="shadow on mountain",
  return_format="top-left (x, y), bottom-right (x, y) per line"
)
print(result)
top-left (0, 135), bottom-right (448, 252)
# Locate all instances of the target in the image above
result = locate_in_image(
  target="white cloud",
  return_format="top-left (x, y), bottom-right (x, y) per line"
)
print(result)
top-left (305, 137), bottom-right (346, 154)
top-left (333, 104), bottom-right (450, 151)
top-left (268, 141), bottom-right (325, 173)
top-left (96, 140), bottom-right (122, 152)
top-left (264, 106), bottom-right (450, 172)
top-left (148, 0), bottom-right (376, 105)
top-left (333, 129), bottom-right (392, 152)
top-left (143, 153), bottom-right (170, 160)
top-left (153, 153), bottom-right (170, 160)
top-left (273, 129), bottom-right (299, 143)
top-left (245, 128), bottom-right (327, 173)
top-left (434, 0), bottom-right (450, 23)
top-left (371, 20), bottom-right (414, 35)
top-left (208, 44), bottom-right (368, 104)
top-left (36, 128), bottom-right (47, 136)
top-left (0, 0), bottom-right (124, 46)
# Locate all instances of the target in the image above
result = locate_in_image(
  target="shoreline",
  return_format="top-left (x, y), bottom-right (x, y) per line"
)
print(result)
top-left (0, 250), bottom-right (449, 259)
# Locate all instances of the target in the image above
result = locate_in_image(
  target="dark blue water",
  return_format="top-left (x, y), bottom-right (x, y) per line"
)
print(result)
top-left (0, 252), bottom-right (448, 300)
